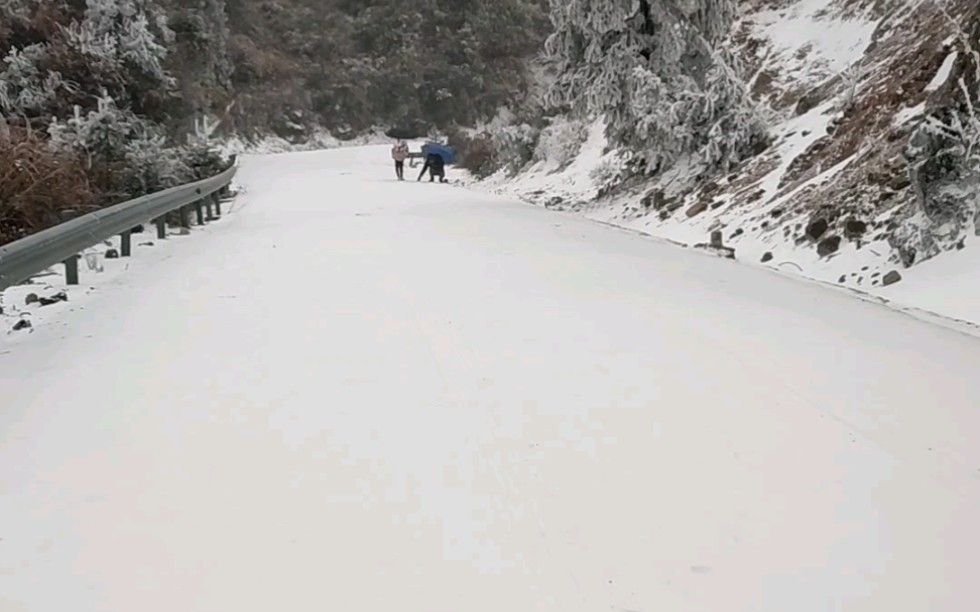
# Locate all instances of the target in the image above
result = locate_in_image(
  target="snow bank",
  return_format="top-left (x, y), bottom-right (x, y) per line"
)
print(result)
top-left (470, 0), bottom-right (980, 329)
top-left (218, 128), bottom-right (393, 157)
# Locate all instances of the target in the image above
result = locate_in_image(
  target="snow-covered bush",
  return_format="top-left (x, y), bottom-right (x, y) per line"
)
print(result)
top-left (0, 124), bottom-right (95, 244)
top-left (533, 115), bottom-right (588, 167)
top-left (121, 134), bottom-right (190, 194)
top-left (589, 155), bottom-right (628, 192)
top-left (491, 121), bottom-right (540, 174)
top-left (47, 94), bottom-right (220, 198)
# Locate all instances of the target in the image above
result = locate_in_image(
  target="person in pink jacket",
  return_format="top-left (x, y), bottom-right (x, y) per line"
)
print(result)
top-left (391, 140), bottom-right (409, 180)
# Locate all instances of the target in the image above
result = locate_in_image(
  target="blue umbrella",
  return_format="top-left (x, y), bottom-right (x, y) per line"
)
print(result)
top-left (421, 143), bottom-right (456, 165)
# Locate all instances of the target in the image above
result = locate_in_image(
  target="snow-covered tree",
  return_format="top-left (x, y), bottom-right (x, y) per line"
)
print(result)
top-left (161, 0), bottom-right (232, 94)
top-left (544, 0), bottom-right (767, 175)
top-left (77, 0), bottom-right (175, 87)
top-left (0, 44), bottom-right (67, 115)
top-left (49, 93), bottom-right (192, 194)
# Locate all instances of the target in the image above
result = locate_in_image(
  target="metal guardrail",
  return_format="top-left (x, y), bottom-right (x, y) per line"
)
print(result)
top-left (0, 160), bottom-right (238, 292)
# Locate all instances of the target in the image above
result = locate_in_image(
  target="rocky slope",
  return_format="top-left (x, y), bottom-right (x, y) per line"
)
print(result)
top-left (480, 0), bottom-right (980, 296)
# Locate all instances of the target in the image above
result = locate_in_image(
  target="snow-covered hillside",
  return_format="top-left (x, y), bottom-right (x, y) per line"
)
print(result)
top-left (475, 0), bottom-right (980, 325)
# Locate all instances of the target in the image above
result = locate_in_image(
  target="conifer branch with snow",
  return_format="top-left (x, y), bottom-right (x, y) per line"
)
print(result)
top-left (543, 0), bottom-right (768, 177)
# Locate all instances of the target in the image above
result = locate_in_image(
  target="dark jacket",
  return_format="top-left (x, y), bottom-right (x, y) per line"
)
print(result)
top-left (418, 152), bottom-right (446, 180)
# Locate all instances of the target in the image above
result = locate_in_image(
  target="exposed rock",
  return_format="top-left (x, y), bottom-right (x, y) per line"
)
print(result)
top-left (25, 293), bottom-right (39, 305)
top-left (889, 174), bottom-right (911, 191)
top-left (38, 291), bottom-right (68, 306)
top-left (805, 218), bottom-right (829, 240)
top-left (795, 92), bottom-right (821, 115)
top-left (839, 275), bottom-right (847, 283)
top-left (844, 218), bottom-right (867, 239)
top-left (694, 241), bottom-right (736, 260)
top-left (12, 318), bottom-right (31, 331)
top-left (686, 200), bottom-right (709, 218)
top-left (882, 270), bottom-right (903, 286)
top-left (761, 251), bottom-right (773, 263)
top-left (817, 235), bottom-right (842, 257)
top-left (105, 249), bottom-right (120, 259)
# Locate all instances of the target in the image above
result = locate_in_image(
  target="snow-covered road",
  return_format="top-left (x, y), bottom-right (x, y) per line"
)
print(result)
top-left (2, 146), bottom-right (979, 612)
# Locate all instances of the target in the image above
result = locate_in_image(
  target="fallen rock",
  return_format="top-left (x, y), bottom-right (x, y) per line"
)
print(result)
top-left (795, 92), bottom-right (821, 116)
top-left (844, 218), bottom-right (867, 239)
top-left (694, 242), bottom-right (736, 260)
top-left (25, 293), bottom-right (39, 305)
top-left (686, 200), bottom-right (709, 218)
top-left (805, 218), bottom-right (829, 240)
top-left (882, 270), bottom-right (902, 286)
top-left (38, 291), bottom-right (68, 306)
top-left (105, 249), bottom-right (120, 259)
top-left (761, 252), bottom-right (773, 263)
top-left (643, 190), bottom-right (667, 210)
top-left (817, 235), bottom-right (842, 257)
top-left (12, 318), bottom-right (32, 331)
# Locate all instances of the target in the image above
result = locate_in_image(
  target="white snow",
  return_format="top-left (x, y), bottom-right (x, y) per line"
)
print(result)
top-left (2, 146), bottom-right (980, 612)
top-left (751, 0), bottom-right (879, 84)
top-left (479, 119), bottom-right (613, 204)
top-left (894, 101), bottom-right (927, 125)
top-left (926, 51), bottom-right (959, 92)
top-left (880, 235), bottom-right (980, 325)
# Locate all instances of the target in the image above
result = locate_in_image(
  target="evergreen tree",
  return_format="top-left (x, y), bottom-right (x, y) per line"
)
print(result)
top-left (544, 0), bottom-right (767, 175)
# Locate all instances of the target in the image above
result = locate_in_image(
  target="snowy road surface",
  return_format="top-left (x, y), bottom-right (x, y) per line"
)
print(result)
top-left (2, 146), bottom-right (979, 612)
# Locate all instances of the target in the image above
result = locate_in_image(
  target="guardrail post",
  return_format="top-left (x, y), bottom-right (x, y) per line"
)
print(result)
top-left (180, 206), bottom-right (191, 230)
top-left (213, 192), bottom-right (222, 217)
top-left (64, 255), bottom-right (79, 285)
top-left (205, 197), bottom-right (214, 221)
top-left (121, 230), bottom-right (132, 257)
top-left (155, 218), bottom-right (166, 239)
top-left (195, 200), bottom-right (205, 225)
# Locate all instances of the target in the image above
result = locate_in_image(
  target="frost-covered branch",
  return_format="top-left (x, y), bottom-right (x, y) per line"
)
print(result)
top-left (544, 0), bottom-right (767, 176)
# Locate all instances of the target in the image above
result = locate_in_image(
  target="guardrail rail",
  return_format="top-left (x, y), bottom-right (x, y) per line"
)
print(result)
top-left (0, 159), bottom-right (238, 292)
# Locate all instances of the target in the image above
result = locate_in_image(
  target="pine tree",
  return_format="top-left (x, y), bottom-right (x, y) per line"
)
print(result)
top-left (544, 0), bottom-right (767, 175)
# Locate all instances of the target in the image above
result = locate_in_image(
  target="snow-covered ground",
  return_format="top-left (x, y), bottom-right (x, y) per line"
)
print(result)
top-left (476, 122), bottom-right (980, 330)
top-left (2, 145), bottom-right (979, 612)
top-left (473, 0), bottom-right (980, 330)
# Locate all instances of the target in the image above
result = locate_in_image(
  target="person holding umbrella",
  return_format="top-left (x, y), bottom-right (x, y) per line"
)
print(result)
top-left (391, 140), bottom-right (409, 180)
